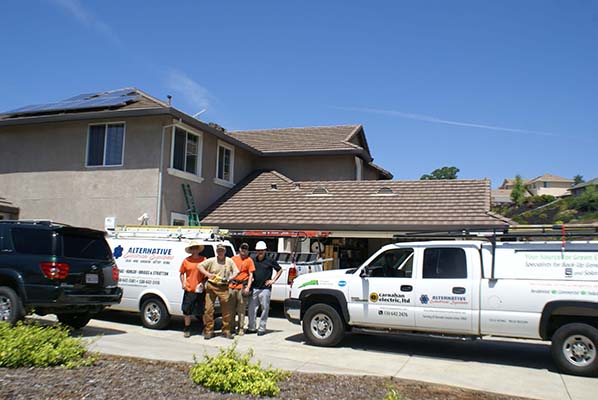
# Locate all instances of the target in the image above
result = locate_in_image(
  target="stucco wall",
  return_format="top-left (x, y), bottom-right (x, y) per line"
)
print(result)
top-left (160, 126), bottom-right (256, 223)
top-left (0, 116), bottom-right (171, 228)
top-left (253, 155), bottom-right (356, 181)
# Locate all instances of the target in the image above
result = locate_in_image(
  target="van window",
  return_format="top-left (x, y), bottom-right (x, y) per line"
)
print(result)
top-left (11, 228), bottom-right (54, 255)
top-left (423, 248), bottom-right (467, 279)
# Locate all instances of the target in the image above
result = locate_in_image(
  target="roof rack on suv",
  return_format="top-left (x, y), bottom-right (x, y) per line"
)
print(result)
top-left (0, 219), bottom-right (70, 227)
top-left (108, 224), bottom-right (228, 241)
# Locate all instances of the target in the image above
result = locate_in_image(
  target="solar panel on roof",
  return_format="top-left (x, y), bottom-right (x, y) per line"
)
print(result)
top-left (2, 89), bottom-right (140, 116)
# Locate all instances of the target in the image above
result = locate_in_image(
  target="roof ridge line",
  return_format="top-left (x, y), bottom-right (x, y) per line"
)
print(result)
top-left (229, 124), bottom-right (360, 133)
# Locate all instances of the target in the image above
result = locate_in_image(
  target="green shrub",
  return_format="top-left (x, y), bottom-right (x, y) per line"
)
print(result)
top-left (384, 386), bottom-right (404, 400)
top-left (189, 341), bottom-right (289, 396)
top-left (0, 321), bottom-right (95, 368)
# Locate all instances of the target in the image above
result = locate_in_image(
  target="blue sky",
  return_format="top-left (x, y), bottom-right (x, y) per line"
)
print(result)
top-left (1, 1), bottom-right (596, 187)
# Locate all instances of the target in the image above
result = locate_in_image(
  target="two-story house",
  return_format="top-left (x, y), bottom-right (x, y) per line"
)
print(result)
top-left (0, 88), bottom-right (389, 230)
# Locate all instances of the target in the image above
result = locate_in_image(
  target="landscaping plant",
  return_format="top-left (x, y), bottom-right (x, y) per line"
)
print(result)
top-left (0, 321), bottom-right (95, 368)
top-left (189, 340), bottom-right (289, 396)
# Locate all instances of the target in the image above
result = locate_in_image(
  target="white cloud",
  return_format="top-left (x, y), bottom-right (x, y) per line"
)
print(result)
top-left (51, 0), bottom-right (122, 47)
top-left (164, 69), bottom-right (214, 113)
top-left (334, 106), bottom-right (559, 137)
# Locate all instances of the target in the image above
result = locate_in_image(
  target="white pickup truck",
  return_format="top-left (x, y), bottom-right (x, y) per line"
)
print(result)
top-left (284, 230), bottom-right (598, 376)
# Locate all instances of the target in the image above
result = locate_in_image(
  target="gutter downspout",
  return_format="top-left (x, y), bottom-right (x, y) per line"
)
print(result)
top-left (157, 119), bottom-right (180, 225)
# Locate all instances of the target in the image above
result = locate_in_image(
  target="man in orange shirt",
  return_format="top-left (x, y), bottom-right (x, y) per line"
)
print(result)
top-left (179, 241), bottom-right (206, 338)
top-left (229, 242), bottom-right (255, 335)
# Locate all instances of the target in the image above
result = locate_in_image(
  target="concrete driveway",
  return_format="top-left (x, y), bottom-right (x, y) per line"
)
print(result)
top-left (40, 304), bottom-right (595, 400)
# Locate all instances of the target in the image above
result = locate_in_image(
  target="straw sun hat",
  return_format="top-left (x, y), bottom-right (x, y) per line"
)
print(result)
top-left (185, 241), bottom-right (205, 254)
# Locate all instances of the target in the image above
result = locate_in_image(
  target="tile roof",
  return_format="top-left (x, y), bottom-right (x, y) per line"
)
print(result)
top-left (227, 125), bottom-right (367, 154)
top-left (570, 178), bottom-right (598, 190)
top-left (201, 170), bottom-right (508, 231)
top-left (528, 174), bottom-right (574, 183)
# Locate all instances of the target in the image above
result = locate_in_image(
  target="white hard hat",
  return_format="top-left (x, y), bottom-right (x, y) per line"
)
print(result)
top-left (255, 241), bottom-right (267, 250)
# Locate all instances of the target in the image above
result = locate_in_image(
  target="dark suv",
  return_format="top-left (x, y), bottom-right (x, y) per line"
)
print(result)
top-left (0, 220), bottom-right (122, 328)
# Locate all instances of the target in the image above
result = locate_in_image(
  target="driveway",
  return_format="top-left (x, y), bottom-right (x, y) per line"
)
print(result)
top-left (41, 304), bottom-right (595, 400)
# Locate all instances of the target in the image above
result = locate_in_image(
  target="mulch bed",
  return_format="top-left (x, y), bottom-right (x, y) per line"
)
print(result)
top-left (0, 355), bottom-right (529, 400)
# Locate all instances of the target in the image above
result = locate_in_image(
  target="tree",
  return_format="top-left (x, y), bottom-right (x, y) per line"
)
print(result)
top-left (574, 175), bottom-right (584, 185)
top-left (510, 175), bottom-right (527, 206)
top-left (420, 166), bottom-right (459, 180)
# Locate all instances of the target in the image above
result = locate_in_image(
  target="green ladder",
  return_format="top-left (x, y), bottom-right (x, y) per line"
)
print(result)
top-left (181, 183), bottom-right (201, 226)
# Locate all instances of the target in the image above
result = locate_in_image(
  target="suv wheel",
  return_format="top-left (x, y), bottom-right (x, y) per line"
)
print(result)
top-left (302, 303), bottom-right (345, 346)
top-left (140, 298), bottom-right (170, 329)
top-left (57, 312), bottom-right (92, 329)
top-left (551, 323), bottom-right (598, 377)
top-left (0, 286), bottom-right (25, 325)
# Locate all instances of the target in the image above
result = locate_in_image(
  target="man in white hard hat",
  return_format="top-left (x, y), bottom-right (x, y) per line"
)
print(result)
top-left (246, 241), bottom-right (282, 336)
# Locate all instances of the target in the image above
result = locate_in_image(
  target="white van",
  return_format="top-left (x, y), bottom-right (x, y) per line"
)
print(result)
top-left (106, 226), bottom-right (235, 329)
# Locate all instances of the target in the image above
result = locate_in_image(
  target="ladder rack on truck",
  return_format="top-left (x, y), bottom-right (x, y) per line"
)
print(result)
top-left (393, 224), bottom-right (598, 279)
top-left (107, 224), bottom-right (228, 241)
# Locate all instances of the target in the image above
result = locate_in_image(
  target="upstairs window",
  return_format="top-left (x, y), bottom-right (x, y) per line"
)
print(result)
top-left (87, 123), bottom-right (125, 166)
top-left (172, 127), bottom-right (202, 176)
top-left (215, 141), bottom-right (234, 185)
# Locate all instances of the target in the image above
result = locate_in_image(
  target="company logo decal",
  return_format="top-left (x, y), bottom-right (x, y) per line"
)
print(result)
top-left (419, 294), bottom-right (468, 305)
top-left (299, 279), bottom-right (319, 289)
top-left (338, 280), bottom-right (347, 287)
top-left (113, 245), bottom-right (123, 259)
top-left (419, 294), bottom-right (429, 304)
top-left (369, 292), bottom-right (379, 302)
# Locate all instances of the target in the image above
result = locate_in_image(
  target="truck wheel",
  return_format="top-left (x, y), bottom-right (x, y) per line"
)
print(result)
top-left (140, 298), bottom-right (170, 329)
top-left (551, 323), bottom-right (598, 377)
top-left (302, 304), bottom-right (345, 346)
top-left (57, 312), bottom-right (92, 329)
top-left (0, 286), bottom-right (25, 325)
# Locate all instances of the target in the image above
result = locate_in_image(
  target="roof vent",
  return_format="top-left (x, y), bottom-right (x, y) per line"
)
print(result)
top-left (311, 186), bottom-right (330, 195)
top-left (270, 183), bottom-right (278, 191)
top-left (371, 186), bottom-right (397, 196)
top-left (293, 183), bottom-right (301, 191)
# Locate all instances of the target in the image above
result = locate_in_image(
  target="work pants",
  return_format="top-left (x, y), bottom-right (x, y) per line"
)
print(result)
top-left (204, 282), bottom-right (231, 335)
top-left (247, 288), bottom-right (271, 332)
top-left (228, 288), bottom-right (248, 332)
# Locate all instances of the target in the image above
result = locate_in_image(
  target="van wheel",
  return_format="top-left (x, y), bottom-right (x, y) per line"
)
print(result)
top-left (141, 298), bottom-right (170, 329)
top-left (302, 304), bottom-right (345, 346)
top-left (57, 312), bottom-right (91, 329)
top-left (0, 286), bottom-right (25, 325)
top-left (551, 323), bottom-right (598, 377)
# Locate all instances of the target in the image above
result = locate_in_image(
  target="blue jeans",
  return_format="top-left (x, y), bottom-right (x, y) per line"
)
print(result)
top-left (247, 288), bottom-right (271, 332)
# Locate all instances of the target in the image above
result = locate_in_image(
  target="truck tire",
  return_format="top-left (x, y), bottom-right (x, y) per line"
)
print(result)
top-left (0, 286), bottom-right (25, 325)
top-left (302, 303), bottom-right (345, 346)
top-left (57, 312), bottom-right (92, 329)
top-left (140, 297), bottom-right (170, 330)
top-left (551, 323), bottom-right (598, 377)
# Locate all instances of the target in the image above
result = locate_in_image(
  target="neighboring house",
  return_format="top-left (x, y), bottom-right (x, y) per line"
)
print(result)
top-left (0, 196), bottom-right (19, 219)
top-left (499, 178), bottom-right (530, 190)
top-left (526, 174), bottom-right (574, 197)
top-left (201, 170), bottom-right (509, 266)
top-left (0, 88), bottom-right (388, 230)
top-left (491, 178), bottom-right (531, 205)
top-left (569, 178), bottom-right (598, 197)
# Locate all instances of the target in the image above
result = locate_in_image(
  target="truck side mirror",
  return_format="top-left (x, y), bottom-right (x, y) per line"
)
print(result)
top-left (360, 268), bottom-right (369, 278)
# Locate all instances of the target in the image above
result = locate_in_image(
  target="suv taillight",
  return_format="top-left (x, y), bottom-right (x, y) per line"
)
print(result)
top-left (40, 262), bottom-right (70, 280)
top-left (112, 264), bottom-right (119, 282)
top-left (288, 265), bottom-right (298, 286)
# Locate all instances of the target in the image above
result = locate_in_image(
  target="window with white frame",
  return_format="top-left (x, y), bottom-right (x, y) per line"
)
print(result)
top-left (86, 123), bottom-right (125, 166)
top-left (171, 127), bottom-right (202, 175)
top-left (216, 141), bottom-right (234, 184)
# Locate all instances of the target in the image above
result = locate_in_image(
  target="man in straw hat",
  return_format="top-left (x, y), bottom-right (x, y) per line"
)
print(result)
top-left (198, 244), bottom-right (239, 339)
top-left (179, 240), bottom-right (207, 338)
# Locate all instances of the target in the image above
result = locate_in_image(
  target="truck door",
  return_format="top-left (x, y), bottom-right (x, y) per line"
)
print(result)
top-left (414, 247), bottom-right (475, 334)
top-left (347, 247), bottom-right (416, 328)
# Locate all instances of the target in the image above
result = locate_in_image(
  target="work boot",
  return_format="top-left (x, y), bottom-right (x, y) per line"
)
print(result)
top-left (224, 332), bottom-right (234, 339)
top-left (246, 329), bottom-right (257, 334)
top-left (238, 329), bottom-right (245, 336)
top-left (184, 327), bottom-right (191, 338)
top-left (204, 332), bottom-right (214, 340)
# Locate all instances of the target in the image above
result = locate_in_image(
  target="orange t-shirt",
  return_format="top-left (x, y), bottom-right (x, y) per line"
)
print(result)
top-left (179, 256), bottom-right (206, 292)
top-left (229, 255), bottom-right (256, 289)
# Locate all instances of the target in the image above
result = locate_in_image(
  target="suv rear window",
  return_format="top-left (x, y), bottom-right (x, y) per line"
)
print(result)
top-left (61, 233), bottom-right (112, 260)
top-left (11, 228), bottom-right (54, 255)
